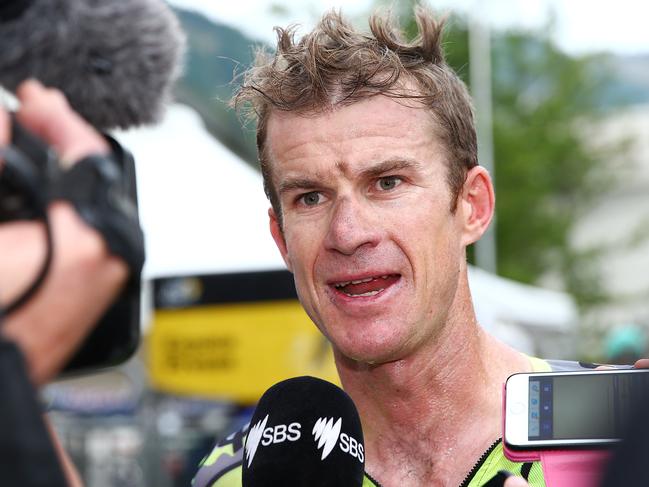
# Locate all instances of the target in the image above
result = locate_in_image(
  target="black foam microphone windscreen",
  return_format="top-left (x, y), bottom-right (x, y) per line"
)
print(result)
top-left (243, 376), bottom-right (365, 487)
top-left (0, 0), bottom-right (185, 130)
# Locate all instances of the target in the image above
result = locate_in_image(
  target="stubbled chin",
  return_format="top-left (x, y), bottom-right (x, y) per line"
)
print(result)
top-left (331, 321), bottom-right (408, 365)
top-left (334, 345), bottom-right (403, 368)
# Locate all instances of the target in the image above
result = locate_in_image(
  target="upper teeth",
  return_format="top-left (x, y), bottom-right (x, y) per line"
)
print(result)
top-left (334, 275), bottom-right (390, 288)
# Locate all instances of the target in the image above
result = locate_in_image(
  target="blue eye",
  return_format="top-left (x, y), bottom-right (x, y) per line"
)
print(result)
top-left (300, 192), bottom-right (321, 206)
top-left (377, 176), bottom-right (402, 191)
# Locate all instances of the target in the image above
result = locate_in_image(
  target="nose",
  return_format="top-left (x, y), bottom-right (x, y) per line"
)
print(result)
top-left (324, 197), bottom-right (380, 255)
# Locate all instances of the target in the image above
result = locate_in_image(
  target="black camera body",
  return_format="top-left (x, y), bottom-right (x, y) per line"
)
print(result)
top-left (0, 117), bottom-right (143, 375)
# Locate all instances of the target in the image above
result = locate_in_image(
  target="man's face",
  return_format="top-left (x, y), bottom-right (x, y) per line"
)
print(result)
top-left (266, 95), bottom-right (472, 364)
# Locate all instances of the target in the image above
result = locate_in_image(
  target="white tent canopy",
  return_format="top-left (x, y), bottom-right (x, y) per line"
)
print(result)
top-left (115, 104), bottom-right (284, 279)
top-left (468, 266), bottom-right (577, 332)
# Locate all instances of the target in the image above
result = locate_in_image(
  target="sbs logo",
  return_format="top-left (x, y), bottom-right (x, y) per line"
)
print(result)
top-left (245, 415), bottom-right (302, 467)
top-left (312, 417), bottom-right (342, 460)
top-left (312, 417), bottom-right (364, 463)
top-left (245, 414), bottom-right (268, 467)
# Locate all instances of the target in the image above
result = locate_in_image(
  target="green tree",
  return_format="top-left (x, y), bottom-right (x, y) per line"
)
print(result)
top-left (393, 8), bottom-right (624, 308)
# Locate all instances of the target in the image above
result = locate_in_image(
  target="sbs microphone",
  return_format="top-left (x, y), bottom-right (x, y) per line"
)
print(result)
top-left (243, 376), bottom-right (365, 487)
top-left (0, 0), bottom-right (185, 130)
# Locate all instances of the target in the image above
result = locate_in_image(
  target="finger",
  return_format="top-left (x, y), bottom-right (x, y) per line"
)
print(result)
top-left (0, 105), bottom-right (9, 146)
top-left (504, 476), bottom-right (531, 487)
top-left (15, 79), bottom-right (72, 137)
top-left (15, 79), bottom-right (108, 163)
top-left (594, 365), bottom-right (618, 370)
top-left (0, 107), bottom-right (9, 170)
top-left (633, 358), bottom-right (649, 369)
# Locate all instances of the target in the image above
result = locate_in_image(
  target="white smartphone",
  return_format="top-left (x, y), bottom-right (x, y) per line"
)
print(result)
top-left (504, 368), bottom-right (649, 449)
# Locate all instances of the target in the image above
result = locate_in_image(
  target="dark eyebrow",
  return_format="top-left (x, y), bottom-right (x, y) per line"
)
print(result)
top-left (277, 158), bottom-right (423, 196)
top-left (360, 158), bottom-right (423, 179)
top-left (278, 177), bottom-right (321, 196)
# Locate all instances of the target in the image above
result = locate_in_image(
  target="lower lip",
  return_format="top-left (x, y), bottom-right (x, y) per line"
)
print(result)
top-left (329, 276), bottom-right (401, 303)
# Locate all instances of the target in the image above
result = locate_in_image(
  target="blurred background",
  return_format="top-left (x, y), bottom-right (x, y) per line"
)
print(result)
top-left (45, 1), bottom-right (649, 485)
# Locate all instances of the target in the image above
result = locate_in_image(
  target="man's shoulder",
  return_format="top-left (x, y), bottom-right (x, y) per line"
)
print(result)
top-left (530, 357), bottom-right (596, 372)
top-left (468, 441), bottom-right (546, 487)
top-left (193, 425), bottom-right (247, 487)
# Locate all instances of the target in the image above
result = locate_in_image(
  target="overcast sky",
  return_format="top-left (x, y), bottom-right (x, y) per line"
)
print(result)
top-left (168, 0), bottom-right (649, 56)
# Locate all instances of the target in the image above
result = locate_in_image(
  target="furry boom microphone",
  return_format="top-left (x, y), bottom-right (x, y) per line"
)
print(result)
top-left (0, 0), bottom-right (185, 130)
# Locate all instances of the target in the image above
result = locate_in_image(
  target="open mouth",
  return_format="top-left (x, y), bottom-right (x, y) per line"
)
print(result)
top-left (331, 274), bottom-right (400, 297)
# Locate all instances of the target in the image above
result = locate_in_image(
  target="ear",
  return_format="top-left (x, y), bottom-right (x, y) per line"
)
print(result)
top-left (269, 207), bottom-right (293, 272)
top-left (459, 166), bottom-right (495, 246)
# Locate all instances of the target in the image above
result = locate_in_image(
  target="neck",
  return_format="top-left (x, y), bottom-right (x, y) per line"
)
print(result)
top-left (334, 274), bottom-right (533, 486)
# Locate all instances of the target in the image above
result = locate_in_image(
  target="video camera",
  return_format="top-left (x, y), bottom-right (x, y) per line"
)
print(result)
top-left (0, 115), bottom-right (144, 375)
top-left (0, 0), bottom-right (184, 376)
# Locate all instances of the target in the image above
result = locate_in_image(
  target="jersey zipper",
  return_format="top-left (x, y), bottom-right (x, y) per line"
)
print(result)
top-left (458, 438), bottom-right (502, 487)
top-left (365, 471), bottom-right (384, 487)
top-left (364, 438), bottom-right (501, 487)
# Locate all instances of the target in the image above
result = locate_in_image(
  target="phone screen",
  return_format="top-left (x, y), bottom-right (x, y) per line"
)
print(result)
top-left (527, 372), bottom-right (649, 441)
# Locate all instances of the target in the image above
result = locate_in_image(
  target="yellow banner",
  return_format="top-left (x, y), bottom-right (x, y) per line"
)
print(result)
top-left (146, 300), bottom-right (339, 403)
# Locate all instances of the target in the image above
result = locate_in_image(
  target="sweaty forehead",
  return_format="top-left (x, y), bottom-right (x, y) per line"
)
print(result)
top-left (264, 96), bottom-right (440, 166)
